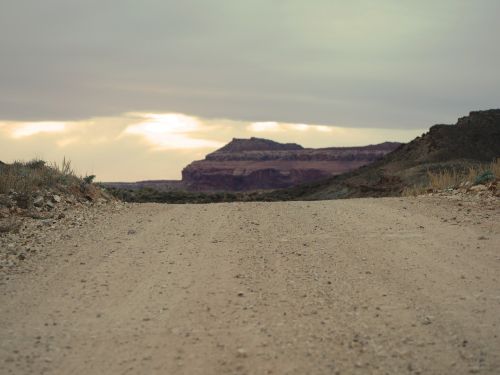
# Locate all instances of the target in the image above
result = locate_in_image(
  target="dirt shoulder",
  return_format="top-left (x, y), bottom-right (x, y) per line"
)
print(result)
top-left (0, 196), bottom-right (499, 374)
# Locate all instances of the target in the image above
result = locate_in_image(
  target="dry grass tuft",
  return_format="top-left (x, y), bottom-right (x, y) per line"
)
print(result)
top-left (401, 185), bottom-right (427, 197)
top-left (404, 158), bottom-right (500, 196)
top-left (490, 158), bottom-right (500, 178)
top-left (427, 169), bottom-right (462, 191)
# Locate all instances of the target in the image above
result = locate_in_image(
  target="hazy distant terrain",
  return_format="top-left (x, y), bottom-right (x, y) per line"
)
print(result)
top-left (103, 139), bottom-right (400, 193)
top-left (182, 139), bottom-right (400, 191)
top-left (103, 180), bottom-right (185, 192)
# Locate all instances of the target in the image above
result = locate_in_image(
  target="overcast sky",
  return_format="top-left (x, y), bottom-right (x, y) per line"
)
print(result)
top-left (1, 1), bottom-right (499, 180)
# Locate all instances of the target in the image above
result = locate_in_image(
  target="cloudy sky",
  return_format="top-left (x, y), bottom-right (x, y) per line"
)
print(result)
top-left (1, 1), bottom-right (499, 180)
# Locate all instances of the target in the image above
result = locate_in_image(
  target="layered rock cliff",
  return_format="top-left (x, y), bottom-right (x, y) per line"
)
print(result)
top-left (182, 138), bottom-right (401, 191)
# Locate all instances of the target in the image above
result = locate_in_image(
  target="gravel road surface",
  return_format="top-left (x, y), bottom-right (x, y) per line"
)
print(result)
top-left (1, 197), bottom-right (499, 374)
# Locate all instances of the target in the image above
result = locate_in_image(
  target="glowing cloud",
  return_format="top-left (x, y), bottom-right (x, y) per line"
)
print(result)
top-left (123, 113), bottom-right (224, 150)
top-left (248, 122), bottom-right (334, 134)
top-left (10, 122), bottom-right (67, 138)
top-left (313, 125), bottom-right (333, 132)
top-left (289, 124), bottom-right (310, 132)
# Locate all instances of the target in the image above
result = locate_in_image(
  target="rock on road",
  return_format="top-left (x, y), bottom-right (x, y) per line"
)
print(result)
top-left (1, 197), bottom-right (499, 374)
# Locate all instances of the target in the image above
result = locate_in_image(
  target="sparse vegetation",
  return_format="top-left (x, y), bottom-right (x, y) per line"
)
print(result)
top-left (403, 158), bottom-right (499, 196)
top-left (0, 157), bottom-right (91, 194)
top-left (105, 184), bottom-right (300, 204)
top-left (107, 187), bottom-right (258, 204)
top-left (401, 185), bottom-right (426, 197)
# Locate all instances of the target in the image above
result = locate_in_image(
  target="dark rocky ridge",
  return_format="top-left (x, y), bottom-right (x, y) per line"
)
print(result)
top-left (389, 110), bottom-right (500, 164)
top-left (182, 139), bottom-right (401, 191)
top-left (265, 109), bottom-right (500, 200)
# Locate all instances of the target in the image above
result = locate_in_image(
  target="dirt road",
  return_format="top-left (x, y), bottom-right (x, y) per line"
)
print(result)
top-left (1, 197), bottom-right (499, 374)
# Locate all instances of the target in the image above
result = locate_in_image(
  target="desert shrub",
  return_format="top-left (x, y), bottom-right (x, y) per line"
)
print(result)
top-left (83, 175), bottom-right (96, 184)
top-left (474, 170), bottom-right (495, 185)
top-left (25, 159), bottom-right (46, 169)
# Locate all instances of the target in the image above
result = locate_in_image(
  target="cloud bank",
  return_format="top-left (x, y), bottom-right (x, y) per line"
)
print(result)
top-left (0, 1), bottom-right (499, 128)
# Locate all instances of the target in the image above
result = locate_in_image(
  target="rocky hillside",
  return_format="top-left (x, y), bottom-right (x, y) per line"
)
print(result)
top-left (182, 138), bottom-right (400, 191)
top-left (0, 160), bottom-right (119, 272)
top-left (265, 109), bottom-right (500, 200)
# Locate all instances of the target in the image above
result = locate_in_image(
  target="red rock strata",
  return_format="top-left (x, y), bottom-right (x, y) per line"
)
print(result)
top-left (182, 138), bottom-right (401, 191)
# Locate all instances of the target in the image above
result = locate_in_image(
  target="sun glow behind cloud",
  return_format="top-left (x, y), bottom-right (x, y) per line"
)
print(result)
top-left (123, 113), bottom-right (224, 150)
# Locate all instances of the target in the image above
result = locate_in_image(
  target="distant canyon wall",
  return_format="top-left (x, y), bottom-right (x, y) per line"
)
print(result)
top-left (182, 138), bottom-right (401, 191)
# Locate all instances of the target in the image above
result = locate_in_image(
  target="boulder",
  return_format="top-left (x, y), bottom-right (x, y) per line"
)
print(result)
top-left (33, 196), bottom-right (45, 207)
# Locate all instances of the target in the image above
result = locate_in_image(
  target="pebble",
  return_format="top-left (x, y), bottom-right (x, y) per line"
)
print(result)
top-left (236, 348), bottom-right (247, 358)
top-left (422, 316), bottom-right (433, 325)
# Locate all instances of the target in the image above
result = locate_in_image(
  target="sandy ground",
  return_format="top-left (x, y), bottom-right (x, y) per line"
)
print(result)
top-left (0, 197), bottom-right (499, 375)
